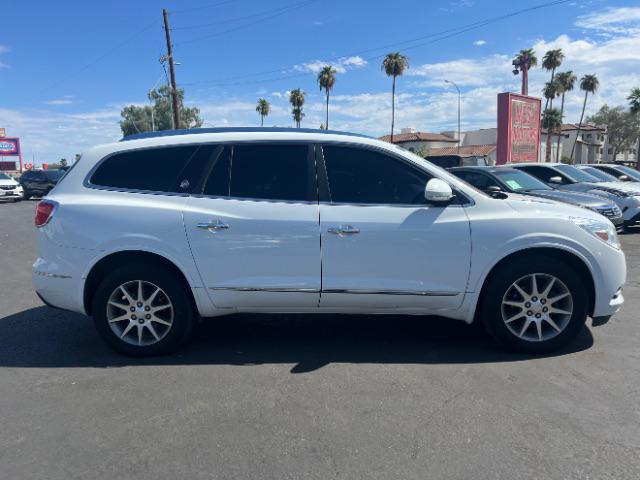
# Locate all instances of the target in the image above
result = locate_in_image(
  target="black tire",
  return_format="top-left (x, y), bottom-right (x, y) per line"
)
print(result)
top-left (22, 190), bottom-right (31, 200)
top-left (92, 262), bottom-right (194, 356)
top-left (480, 255), bottom-right (588, 354)
top-left (13, 197), bottom-right (22, 203)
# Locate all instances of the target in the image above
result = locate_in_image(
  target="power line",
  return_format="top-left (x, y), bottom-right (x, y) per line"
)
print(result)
top-left (172, 0), bottom-right (241, 15)
top-left (175, 0), bottom-right (318, 46)
top-left (180, 0), bottom-right (573, 88)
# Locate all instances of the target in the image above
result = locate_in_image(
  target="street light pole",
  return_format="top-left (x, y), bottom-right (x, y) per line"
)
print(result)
top-left (445, 80), bottom-right (461, 153)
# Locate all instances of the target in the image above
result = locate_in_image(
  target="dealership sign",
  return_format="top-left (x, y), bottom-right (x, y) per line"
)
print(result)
top-left (496, 93), bottom-right (541, 164)
top-left (0, 138), bottom-right (20, 156)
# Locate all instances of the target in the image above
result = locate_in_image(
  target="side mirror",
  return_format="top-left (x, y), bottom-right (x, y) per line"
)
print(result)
top-left (549, 176), bottom-right (563, 184)
top-left (486, 185), bottom-right (502, 193)
top-left (618, 175), bottom-right (629, 181)
top-left (425, 178), bottom-right (454, 204)
top-left (485, 185), bottom-right (508, 199)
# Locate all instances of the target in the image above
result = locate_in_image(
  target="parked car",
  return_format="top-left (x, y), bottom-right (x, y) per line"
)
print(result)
top-left (19, 168), bottom-right (65, 199)
top-left (0, 172), bottom-right (23, 202)
top-left (425, 154), bottom-right (488, 169)
top-left (587, 164), bottom-right (640, 182)
top-left (449, 166), bottom-right (624, 230)
top-left (33, 128), bottom-right (625, 356)
top-left (510, 163), bottom-right (640, 227)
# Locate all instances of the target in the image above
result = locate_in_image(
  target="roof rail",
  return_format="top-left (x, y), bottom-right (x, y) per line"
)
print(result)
top-left (121, 127), bottom-right (373, 142)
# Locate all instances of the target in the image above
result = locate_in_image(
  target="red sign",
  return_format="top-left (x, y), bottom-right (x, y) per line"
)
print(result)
top-left (0, 161), bottom-right (16, 171)
top-left (496, 93), bottom-right (541, 164)
top-left (24, 163), bottom-right (33, 170)
top-left (0, 138), bottom-right (20, 156)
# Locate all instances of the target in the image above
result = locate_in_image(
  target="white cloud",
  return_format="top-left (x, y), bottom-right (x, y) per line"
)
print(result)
top-left (407, 54), bottom-right (512, 87)
top-left (294, 55), bottom-right (368, 74)
top-left (44, 96), bottom-right (76, 106)
top-left (473, 40), bottom-right (487, 46)
top-left (0, 45), bottom-right (9, 54)
top-left (575, 7), bottom-right (640, 35)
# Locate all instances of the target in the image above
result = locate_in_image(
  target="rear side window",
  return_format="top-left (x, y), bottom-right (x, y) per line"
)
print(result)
top-left (228, 144), bottom-right (311, 202)
top-left (323, 145), bottom-right (430, 205)
top-left (518, 166), bottom-right (566, 183)
top-left (90, 146), bottom-right (205, 193)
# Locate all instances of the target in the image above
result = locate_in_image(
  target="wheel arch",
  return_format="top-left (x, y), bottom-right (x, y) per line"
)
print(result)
top-left (83, 250), bottom-right (195, 316)
top-left (475, 247), bottom-right (596, 320)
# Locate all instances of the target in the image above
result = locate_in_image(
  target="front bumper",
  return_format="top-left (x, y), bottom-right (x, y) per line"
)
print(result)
top-left (0, 187), bottom-right (23, 198)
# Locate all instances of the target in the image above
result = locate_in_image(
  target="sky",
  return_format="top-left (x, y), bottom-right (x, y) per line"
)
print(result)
top-left (1, 0), bottom-right (640, 163)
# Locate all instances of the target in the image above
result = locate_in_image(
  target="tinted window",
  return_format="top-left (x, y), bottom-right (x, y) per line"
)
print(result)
top-left (617, 165), bottom-right (640, 181)
top-left (554, 164), bottom-right (600, 183)
top-left (91, 146), bottom-right (201, 192)
top-left (578, 166), bottom-right (618, 182)
top-left (170, 145), bottom-right (221, 193)
top-left (323, 146), bottom-right (430, 204)
top-left (44, 170), bottom-right (64, 181)
top-left (454, 171), bottom-right (499, 191)
top-left (229, 144), bottom-right (311, 202)
top-left (493, 169), bottom-right (552, 191)
top-left (517, 166), bottom-right (568, 183)
top-left (202, 147), bottom-right (231, 197)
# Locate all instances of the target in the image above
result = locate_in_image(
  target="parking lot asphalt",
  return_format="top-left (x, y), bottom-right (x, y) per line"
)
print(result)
top-left (0, 199), bottom-right (639, 480)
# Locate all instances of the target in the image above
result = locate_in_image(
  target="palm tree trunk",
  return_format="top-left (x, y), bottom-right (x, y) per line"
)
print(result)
top-left (570, 91), bottom-right (588, 162)
top-left (545, 129), bottom-right (553, 162)
top-left (390, 76), bottom-right (396, 143)
top-left (522, 65), bottom-right (528, 96)
top-left (261, 115), bottom-right (264, 127)
top-left (325, 91), bottom-right (330, 129)
top-left (544, 68), bottom-right (555, 111)
top-left (556, 94), bottom-right (565, 162)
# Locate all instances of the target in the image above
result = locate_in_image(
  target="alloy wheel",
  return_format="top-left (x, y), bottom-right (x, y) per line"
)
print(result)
top-left (106, 280), bottom-right (174, 346)
top-left (500, 273), bottom-right (573, 342)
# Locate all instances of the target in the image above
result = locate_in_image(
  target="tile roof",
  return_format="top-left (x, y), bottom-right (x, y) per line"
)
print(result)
top-left (379, 132), bottom-right (459, 143)
top-left (427, 144), bottom-right (496, 156)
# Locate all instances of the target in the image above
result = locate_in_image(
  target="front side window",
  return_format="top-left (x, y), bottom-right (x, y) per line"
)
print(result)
top-left (228, 144), bottom-right (311, 202)
top-left (493, 169), bottom-right (552, 191)
top-left (323, 145), bottom-right (430, 205)
top-left (518, 166), bottom-right (568, 184)
top-left (455, 171), bottom-right (500, 191)
top-left (554, 164), bottom-right (600, 183)
top-left (90, 146), bottom-right (204, 192)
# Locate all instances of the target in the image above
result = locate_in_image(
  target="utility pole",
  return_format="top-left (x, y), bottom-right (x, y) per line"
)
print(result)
top-left (163, 8), bottom-right (181, 130)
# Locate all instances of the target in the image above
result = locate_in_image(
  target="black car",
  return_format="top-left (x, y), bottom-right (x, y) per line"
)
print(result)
top-left (425, 154), bottom-right (488, 169)
top-left (19, 169), bottom-right (65, 199)
top-left (450, 166), bottom-right (625, 230)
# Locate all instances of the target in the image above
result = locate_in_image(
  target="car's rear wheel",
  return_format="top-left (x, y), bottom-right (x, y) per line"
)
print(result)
top-left (22, 190), bottom-right (31, 200)
top-left (92, 263), bottom-right (194, 356)
top-left (480, 256), bottom-right (588, 353)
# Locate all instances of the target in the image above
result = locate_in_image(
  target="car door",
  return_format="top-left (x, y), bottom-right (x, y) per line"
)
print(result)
top-left (183, 142), bottom-right (321, 309)
top-left (318, 144), bottom-right (472, 312)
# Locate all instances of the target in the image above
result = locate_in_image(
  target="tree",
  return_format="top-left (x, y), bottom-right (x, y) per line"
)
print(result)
top-left (542, 107), bottom-right (562, 162)
top-left (589, 105), bottom-right (640, 161)
top-left (542, 81), bottom-right (559, 162)
top-left (256, 98), bottom-right (271, 127)
top-left (317, 66), bottom-right (336, 129)
top-left (289, 89), bottom-right (305, 128)
top-left (382, 52), bottom-right (410, 143)
top-left (512, 48), bottom-right (537, 96)
top-left (628, 88), bottom-right (640, 169)
top-left (553, 71), bottom-right (577, 162)
top-left (59, 158), bottom-right (68, 167)
top-left (541, 49), bottom-right (564, 109)
top-left (570, 74), bottom-right (599, 161)
top-left (119, 85), bottom-right (203, 137)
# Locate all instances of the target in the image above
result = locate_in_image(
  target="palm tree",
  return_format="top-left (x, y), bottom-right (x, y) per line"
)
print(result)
top-left (542, 108), bottom-right (563, 162)
top-left (628, 87), bottom-right (640, 169)
top-left (289, 89), bottom-right (305, 128)
top-left (512, 48), bottom-right (537, 96)
top-left (255, 98), bottom-right (270, 127)
top-left (570, 74), bottom-right (600, 161)
top-left (542, 80), bottom-right (559, 162)
top-left (554, 71), bottom-right (577, 162)
top-left (317, 66), bottom-right (336, 129)
top-left (381, 52), bottom-right (410, 143)
top-left (541, 49), bottom-right (564, 109)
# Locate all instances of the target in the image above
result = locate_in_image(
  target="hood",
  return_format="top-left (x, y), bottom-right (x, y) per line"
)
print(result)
top-left (590, 181), bottom-right (640, 194)
top-left (504, 193), bottom-right (604, 223)
top-left (525, 189), bottom-right (612, 208)
top-left (0, 178), bottom-right (18, 187)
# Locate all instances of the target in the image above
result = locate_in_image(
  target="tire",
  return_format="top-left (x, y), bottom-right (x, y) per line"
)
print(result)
top-left (13, 197), bottom-right (22, 203)
top-left (22, 190), bottom-right (31, 200)
top-left (480, 255), bottom-right (588, 354)
top-left (92, 262), bottom-right (194, 356)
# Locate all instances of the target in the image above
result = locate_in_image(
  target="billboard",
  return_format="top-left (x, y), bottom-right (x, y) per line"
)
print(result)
top-left (496, 93), bottom-right (541, 164)
top-left (0, 138), bottom-right (20, 156)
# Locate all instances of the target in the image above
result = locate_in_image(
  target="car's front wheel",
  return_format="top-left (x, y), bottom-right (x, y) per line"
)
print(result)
top-left (480, 256), bottom-right (588, 353)
top-left (92, 263), bottom-right (194, 356)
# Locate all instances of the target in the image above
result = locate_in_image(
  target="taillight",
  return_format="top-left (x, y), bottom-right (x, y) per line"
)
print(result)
top-left (35, 200), bottom-right (58, 227)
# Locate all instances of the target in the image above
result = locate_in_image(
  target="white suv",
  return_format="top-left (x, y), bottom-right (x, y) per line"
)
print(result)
top-left (33, 128), bottom-right (626, 356)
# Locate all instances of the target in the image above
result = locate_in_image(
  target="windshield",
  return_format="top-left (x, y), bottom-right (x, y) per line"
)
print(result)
top-left (493, 169), bottom-right (552, 191)
top-left (554, 164), bottom-right (601, 183)
top-left (579, 166), bottom-right (619, 182)
top-left (44, 169), bottom-right (65, 181)
top-left (616, 165), bottom-right (640, 181)
top-left (0, 173), bottom-right (11, 180)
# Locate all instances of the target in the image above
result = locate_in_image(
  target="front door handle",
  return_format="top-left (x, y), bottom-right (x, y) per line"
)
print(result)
top-left (196, 220), bottom-right (230, 231)
top-left (328, 225), bottom-right (360, 235)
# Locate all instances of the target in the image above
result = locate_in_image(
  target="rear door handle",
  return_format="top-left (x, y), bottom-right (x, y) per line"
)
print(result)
top-left (328, 225), bottom-right (360, 235)
top-left (196, 220), bottom-right (230, 231)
